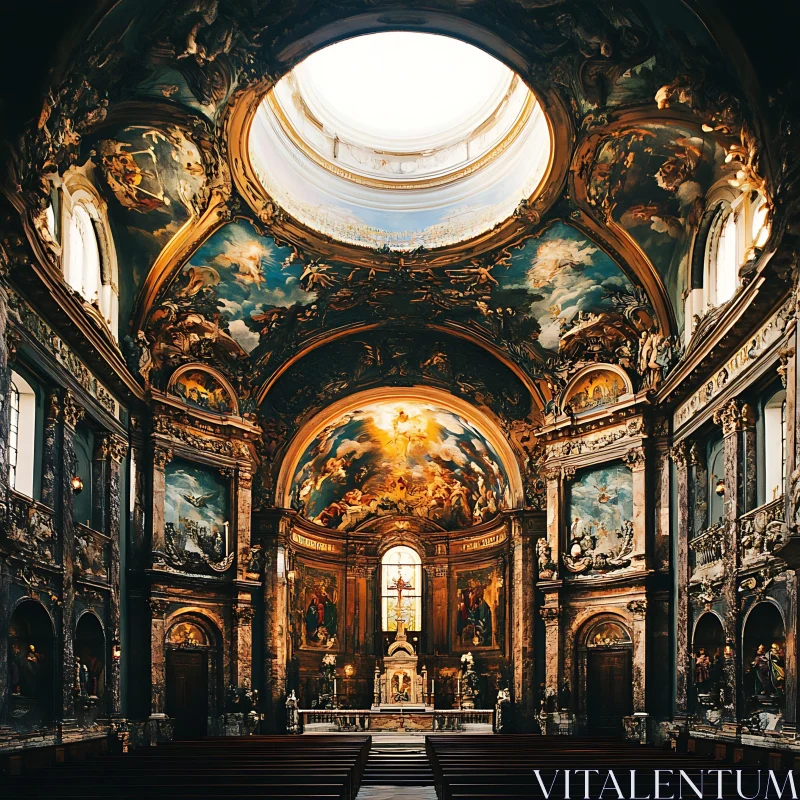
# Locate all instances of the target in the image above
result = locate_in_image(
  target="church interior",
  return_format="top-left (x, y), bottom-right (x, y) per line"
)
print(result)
top-left (0, 0), bottom-right (799, 794)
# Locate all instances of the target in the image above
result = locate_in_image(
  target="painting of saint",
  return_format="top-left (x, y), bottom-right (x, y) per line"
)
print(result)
top-left (163, 459), bottom-right (229, 569)
top-left (290, 401), bottom-right (510, 532)
top-left (172, 369), bottom-right (236, 414)
top-left (566, 464), bottom-right (634, 573)
top-left (298, 567), bottom-right (339, 649)
top-left (455, 566), bottom-right (500, 649)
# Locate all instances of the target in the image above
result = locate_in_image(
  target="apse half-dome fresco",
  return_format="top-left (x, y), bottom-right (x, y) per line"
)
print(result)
top-left (290, 401), bottom-right (510, 531)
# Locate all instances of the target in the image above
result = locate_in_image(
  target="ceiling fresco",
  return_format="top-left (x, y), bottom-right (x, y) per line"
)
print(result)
top-left (6, 0), bottom-right (778, 530)
top-left (288, 400), bottom-right (511, 531)
top-left (139, 217), bottom-right (671, 403)
top-left (89, 124), bottom-right (210, 325)
top-left (584, 123), bottom-right (724, 331)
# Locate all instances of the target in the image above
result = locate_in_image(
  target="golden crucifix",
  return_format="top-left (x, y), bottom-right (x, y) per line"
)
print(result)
top-left (390, 571), bottom-right (413, 617)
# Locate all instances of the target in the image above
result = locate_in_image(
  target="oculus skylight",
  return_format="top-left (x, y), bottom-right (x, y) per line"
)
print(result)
top-left (249, 32), bottom-right (552, 250)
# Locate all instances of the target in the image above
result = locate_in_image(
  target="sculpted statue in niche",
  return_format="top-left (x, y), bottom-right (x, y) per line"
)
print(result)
top-left (537, 537), bottom-right (557, 580)
top-left (750, 643), bottom-right (785, 701)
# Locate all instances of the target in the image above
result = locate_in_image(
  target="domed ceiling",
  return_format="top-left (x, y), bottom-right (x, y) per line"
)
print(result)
top-left (11, 0), bottom-right (776, 519)
top-left (249, 32), bottom-right (552, 250)
top-left (288, 400), bottom-right (511, 531)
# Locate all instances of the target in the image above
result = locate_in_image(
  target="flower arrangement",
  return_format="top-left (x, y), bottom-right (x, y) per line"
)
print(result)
top-left (460, 651), bottom-right (480, 694)
top-left (321, 653), bottom-right (336, 680)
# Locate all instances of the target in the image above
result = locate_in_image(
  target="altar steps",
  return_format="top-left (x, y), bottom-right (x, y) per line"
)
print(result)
top-left (361, 743), bottom-right (435, 787)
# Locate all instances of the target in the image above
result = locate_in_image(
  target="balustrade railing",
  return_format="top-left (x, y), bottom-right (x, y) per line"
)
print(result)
top-left (689, 522), bottom-right (725, 569)
top-left (75, 522), bottom-right (111, 583)
top-left (298, 707), bottom-right (494, 732)
top-left (739, 497), bottom-right (785, 558)
top-left (7, 491), bottom-right (57, 564)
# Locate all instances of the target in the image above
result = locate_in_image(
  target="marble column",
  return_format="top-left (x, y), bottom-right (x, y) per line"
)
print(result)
top-left (623, 446), bottom-right (648, 564)
top-left (0, 557), bottom-right (11, 729)
top-left (148, 598), bottom-right (169, 717)
top-left (150, 445), bottom-right (172, 561)
top-left (235, 469), bottom-right (252, 582)
top-left (60, 391), bottom-right (84, 722)
top-left (106, 436), bottom-right (127, 717)
top-left (540, 604), bottom-right (561, 700)
top-left (712, 399), bottom-right (751, 726)
top-left (628, 600), bottom-right (648, 712)
top-left (510, 515), bottom-right (534, 728)
top-left (264, 520), bottom-right (289, 731)
top-left (92, 438), bottom-right (109, 534)
top-left (545, 467), bottom-right (561, 570)
top-left (670, 441), bottom-right (690, 717)
top-left (232, 604), bottom-right (254, 690)
top-left (0, 285), bottom-right (11, 731)
top-left (40, 391), bottom-right (59, 509)
top-left (431, 563), bottom-right (448, 655)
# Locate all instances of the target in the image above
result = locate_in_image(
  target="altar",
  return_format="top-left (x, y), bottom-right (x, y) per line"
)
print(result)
top-left (372, 572), bottom-right (433, 715)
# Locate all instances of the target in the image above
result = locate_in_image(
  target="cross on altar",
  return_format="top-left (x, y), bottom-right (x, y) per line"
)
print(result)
top-left (389, 572), bottom-right (413, 617)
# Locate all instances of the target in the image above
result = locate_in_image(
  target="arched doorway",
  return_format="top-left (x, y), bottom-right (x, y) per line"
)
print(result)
top-left (8, 600), bottom-right (55, 732)
top-left (165, 617), bottom-right (217, 739)
top-left (578, 617), bottom-right (633, 736)
top-left (743, 602), bottom-right (785, 710)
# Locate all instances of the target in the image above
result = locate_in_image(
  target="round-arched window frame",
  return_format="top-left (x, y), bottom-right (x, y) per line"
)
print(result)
top-left (381, 545), bottom-right (422, 632)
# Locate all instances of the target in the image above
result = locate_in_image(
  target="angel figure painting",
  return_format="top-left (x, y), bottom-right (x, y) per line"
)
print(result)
top-left (565, 464), bottom-right (634, 575)
top-left (290, 401), bottom-right (510, 532)
top-left (163, 459), bottom-right (230, 570)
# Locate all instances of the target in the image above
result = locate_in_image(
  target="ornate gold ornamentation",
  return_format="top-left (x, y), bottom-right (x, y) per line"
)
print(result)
top-left (627, 599), bottom-right (647, 619)
top-left (622, 446), bottom-right (646, 470)
top-left (153, 446), bottom-right (173, 470)
top-left (62, 390), bottom-right (85, 429)
top-left (544, 465), bottom-right (562, 482)
top-left (148, 598), bottom-right (170, 617)
top-left (778, 347), bottom-right (794, 388)
top-left (669, 441), bottom-right (689, 467)
top-left (688, 441), bottom-right (704, 469)
top-left (712, 399), bottom-right (753, 435)
top-left (108, 436), bottom-right (129, 463)
top-left (539, 607), bottom-right (560, 623)
top-left (233, 604), bottom-right (255, 624)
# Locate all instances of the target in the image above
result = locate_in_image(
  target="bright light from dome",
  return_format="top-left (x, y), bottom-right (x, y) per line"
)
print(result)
top-left (247, 31), bottom-right (553, 250)
top-left (296, 32), bottom-right (513, 143)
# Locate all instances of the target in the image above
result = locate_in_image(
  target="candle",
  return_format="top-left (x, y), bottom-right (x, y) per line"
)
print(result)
top-left (457, 679), bottom-right (461, 695)
top-left (333, 678), bottom-right (337, 696)
top-left (223, 521), bottom-right (230, 554)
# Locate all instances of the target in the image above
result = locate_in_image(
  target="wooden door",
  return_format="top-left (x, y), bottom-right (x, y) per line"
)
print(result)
top-left (166, 650), bottom-right (208, 739)
top-left (586, 649), bottom-right (632, 736)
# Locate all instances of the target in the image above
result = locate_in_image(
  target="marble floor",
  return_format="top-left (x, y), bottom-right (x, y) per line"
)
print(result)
top-left (356, 787), bottom-right (438, 800)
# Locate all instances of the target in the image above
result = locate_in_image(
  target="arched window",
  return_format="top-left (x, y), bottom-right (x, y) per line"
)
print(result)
top-left (66, 203), bottom-right (102, 305)
top-left (703, 192), bottom-right (771, 311)
top-left (9, 371), bottom-right (36, 497)
top-left (60, 174), bottom-right (119, 340)
top-left (764, 389), bottom-right (787, 502)
top-left (381, 545), bottom-right (422, 631)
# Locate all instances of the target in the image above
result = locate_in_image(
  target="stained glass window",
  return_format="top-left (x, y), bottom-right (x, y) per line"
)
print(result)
top-left (382, 545), bottom-right (421, 631)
